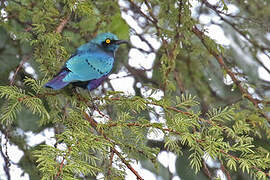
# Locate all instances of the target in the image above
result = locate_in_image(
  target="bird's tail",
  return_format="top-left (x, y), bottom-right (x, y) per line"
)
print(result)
top-left (44, 70), bottom-right (70, 90)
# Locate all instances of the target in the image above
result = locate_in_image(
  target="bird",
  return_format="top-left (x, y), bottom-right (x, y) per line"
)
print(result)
top-left (44, 33), bottom-right (128, 91)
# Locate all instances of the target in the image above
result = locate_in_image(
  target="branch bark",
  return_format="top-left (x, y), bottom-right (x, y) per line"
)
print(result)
top-left (55, 15), bottom-right (70, 33)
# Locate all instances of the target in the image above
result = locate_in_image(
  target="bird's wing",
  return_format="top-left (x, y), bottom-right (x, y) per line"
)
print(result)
top-left (63, 52), bottom-right (114, 82)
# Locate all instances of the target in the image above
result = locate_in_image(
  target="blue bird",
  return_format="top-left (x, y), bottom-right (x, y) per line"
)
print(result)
top-left (45, 33), bottom-right (128, 90)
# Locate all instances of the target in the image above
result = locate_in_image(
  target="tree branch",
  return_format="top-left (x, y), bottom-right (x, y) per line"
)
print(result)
top-left (0, 144), bottom-right (11, 180)
top-left (107, 148), bottom-right (114, 177)
top-left (220, 162), bottom-right (232, 180)
top-left (83, 112), bottom-right (144, 180)
top-left (10, 54), bottom-right (31, 86)
top-left (202, 160), bottom-right (212, 179)
top-left (55, 15), bottom-right (70, 33)
top-left (192, 26), bottom-right (270, 123)
top-left (54, 146), bottom-right (72, 180)
top-left (201, 0), bottom-right (270, 74)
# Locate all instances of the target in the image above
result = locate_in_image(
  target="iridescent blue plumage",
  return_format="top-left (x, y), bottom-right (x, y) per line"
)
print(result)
top-left (45, 33), bottom-right (127, 90)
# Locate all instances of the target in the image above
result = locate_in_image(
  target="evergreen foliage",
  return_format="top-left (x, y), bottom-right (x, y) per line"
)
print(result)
top-left (0, 0), bottom-right (270, 179)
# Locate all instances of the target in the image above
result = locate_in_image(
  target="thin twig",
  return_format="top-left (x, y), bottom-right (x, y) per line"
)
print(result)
top-left (83, 112), bottom-right (144, 180)
top-left (202, 160), bottom-right (212, 179)
top-left (134, 32), bottom-right (155, 52)
top-left (55, 15), bottom-right (70, 33)
top-left (54, 146), bottom-right (72, 180)
top-left (107, 148), bottom-right (115, 177)
top-left (111, 147), bottom-right (143, 180)
top-left (18, 92), bottom-right (60, 102)
top-left (127, 0), bottom-right (169, 55)
top-left (173, 70), bottom-right (185, 93)
top-left (0, 142), bottom-right (11, 180)
top-left (10, 55), bottom-right (31, 86)
top-left (220, 162), bottom-right (232, 180)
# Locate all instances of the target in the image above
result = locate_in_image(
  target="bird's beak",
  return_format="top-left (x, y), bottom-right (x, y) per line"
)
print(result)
top-left (114, 40), bottom-right (129, 45)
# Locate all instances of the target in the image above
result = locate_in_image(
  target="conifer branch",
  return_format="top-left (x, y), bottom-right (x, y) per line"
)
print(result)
top-left (133, 31), bottom-right (155, 52)
top-left (10, 13), bottom-right (70, 87)
top-left (143, 0), bottom-right (176, 91)
top-left (90, 19), bottom-right (103, 39)
top-left (10, 54), bottom-right (31, 86)
top-left (100, 96), bottom-right (217, 126)
top-left (201, 0), bottom-right (270, 54)
top-left (17, 90), bottom-right (269, 178)
top-left (203, 0), bottom-right (270, 75)
top-left (220, 162), bottom-right (232, 180)
top-left (0, 144), bottom-right (11, 180)
top-left (174, 70), bottom-right (185, 93)
top-left (127, 0), bottom-right (169, 55)
top-left (83, 112), bottom-right (144, 180)
top-left (107, 148), bottom-right (114, 177)
top-left (131, 0), bottom-right (184, 91)
top-left (18, 92), bottom-right (60, 102)
top-left (219, 149), bottom-right (269, 177)
top-left (110, 147), bottom-right (143, 180)
top-left (55, 146), bottom-right (72, 180)
top-left (102, 114), bottom-right (269, 178)
top-left (105, 122), bottom-right (182, 136)
top-left (192, 26), bottom-right (259, 106)
top-left (94, 106), bottom-right (112, 121)
top-left (55, 15), bottom-right (70, 33)
top-left (192, 26), bottom-right (270, 124)
top-left (202, 160), bottom-right (212, 179)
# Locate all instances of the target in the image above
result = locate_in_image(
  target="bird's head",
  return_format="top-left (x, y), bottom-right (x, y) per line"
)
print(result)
top-left (91, 33), bottom-right (128, 52)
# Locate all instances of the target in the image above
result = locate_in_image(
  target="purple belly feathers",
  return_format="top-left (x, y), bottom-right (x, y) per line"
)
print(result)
top-left (87, 75), bottom-right (108, 90)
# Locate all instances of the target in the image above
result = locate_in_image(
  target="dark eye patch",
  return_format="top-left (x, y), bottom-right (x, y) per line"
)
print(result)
top-left (102, 39), bottom-right (116, 47)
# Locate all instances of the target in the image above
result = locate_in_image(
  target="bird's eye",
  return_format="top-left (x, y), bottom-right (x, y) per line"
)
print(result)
top-left (105, 39), bottom-right (111, 44)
